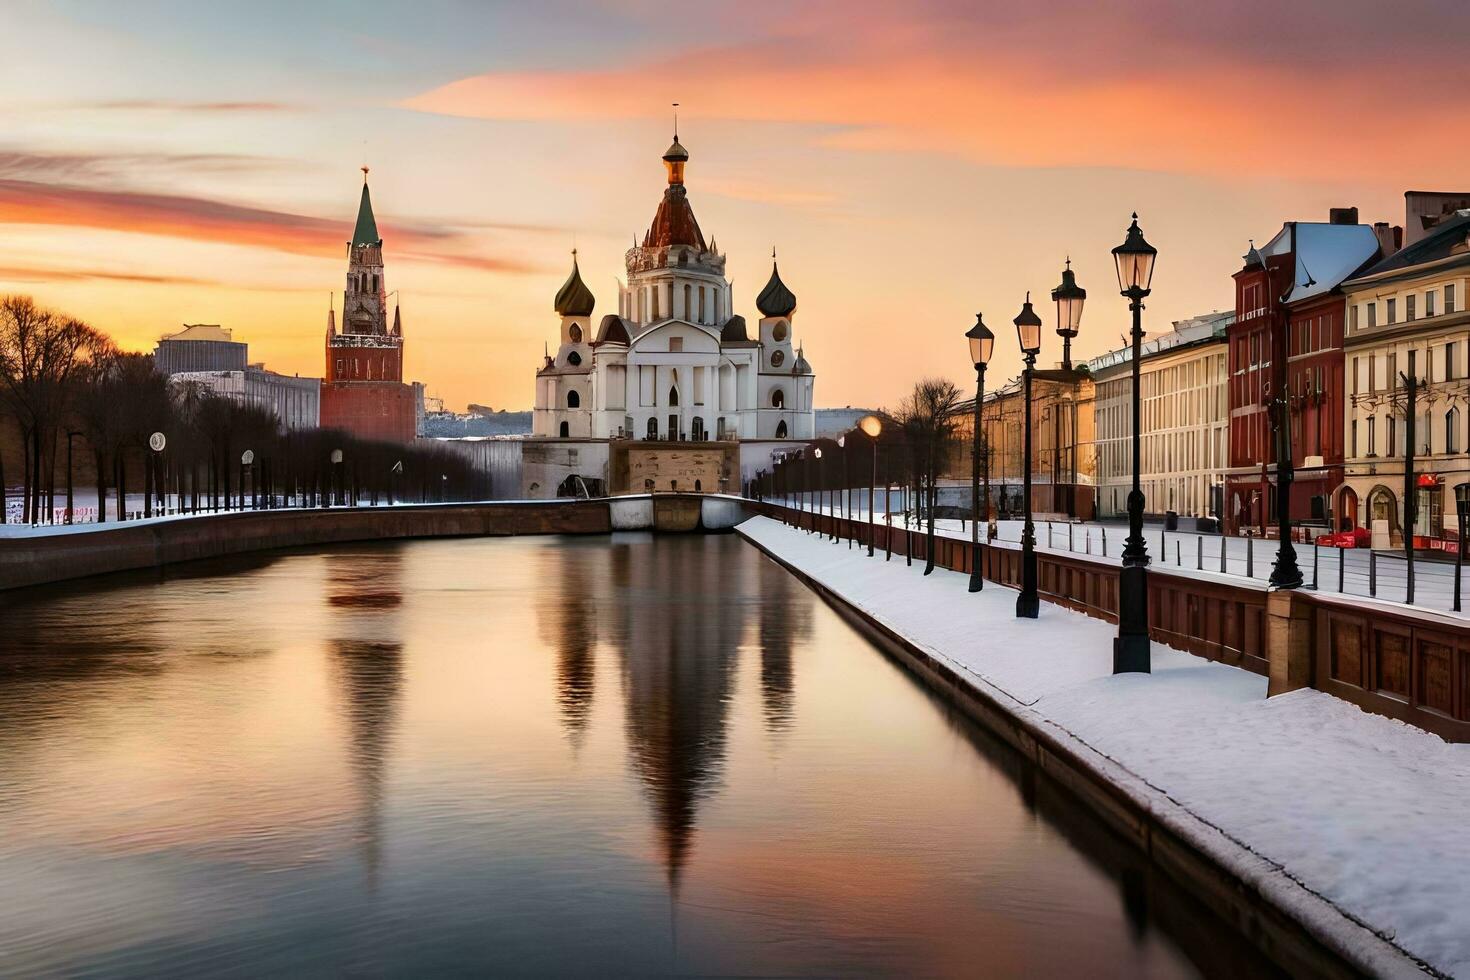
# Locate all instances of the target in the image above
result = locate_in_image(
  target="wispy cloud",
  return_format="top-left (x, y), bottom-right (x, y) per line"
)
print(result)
top-left (0, 165), bottom-right (541, 275)
top-left (66, 100), bottom-right (301, 113)
top-left (0, 265), bottom-right (220, 286)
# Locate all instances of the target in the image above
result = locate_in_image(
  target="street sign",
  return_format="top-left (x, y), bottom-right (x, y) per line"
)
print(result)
top-left (148, 432), bottom-right (166, 453)
top-left (241, 449), bottom-right (255, 465)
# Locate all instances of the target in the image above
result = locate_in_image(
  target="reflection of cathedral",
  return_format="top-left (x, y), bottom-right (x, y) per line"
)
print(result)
top-left (533, 133), bottom-right (816, 443)
top-left (543, 536), bottom-right (811, 888)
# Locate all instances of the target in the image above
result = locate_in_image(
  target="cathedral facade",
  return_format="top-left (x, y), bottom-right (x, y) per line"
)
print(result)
top-left (320, 172), bottom-right (418, 443)
top-left (532, 136), bottom-right (815, 443)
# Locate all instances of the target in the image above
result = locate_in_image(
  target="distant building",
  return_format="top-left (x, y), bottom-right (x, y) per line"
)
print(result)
top-left (320, 171), bottom-right (418, 444)
top-left (154, 324), bottom-right (247, 374)
top-left (1089, 311), bottom-right (1232, 522)
top-left (1341, 208), bottom-right (1470, 548)
top-left (171, 366), bottom-right (321, 431)
top-left (1224, 209), bottom-right (1387, 535)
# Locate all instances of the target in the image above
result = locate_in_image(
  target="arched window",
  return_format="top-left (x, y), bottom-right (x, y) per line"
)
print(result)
top-left (695, 479), bottom-right (702, 492)
top-left (691, 417), bottom-right (705, 440)
top-left (567, 350), bottom-right (582, 366)
top-left (646, 417), bottom-right (658, 440)
top-left (1447, 407), bottom-right (1461, 454)
top-left (567, 390), bottom-right (580, 408)
top-left (669, 385), bottom-right (679, 407)
top-left (776, 420), bottom-right (788, 438)
top-left (771, 388), bottom-right (785, 409)
top-left (683, 283), bottom-right (692, 319)
top-left (371, 274), bottom-right (378, 292)
top-left (569, 323), bottom-right (582, 343)
top-left (559, 421), bottom-right (570, 438)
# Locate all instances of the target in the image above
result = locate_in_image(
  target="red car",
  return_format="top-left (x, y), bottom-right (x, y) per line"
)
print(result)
top-left (1315, 527), bottom-right (1371, 548)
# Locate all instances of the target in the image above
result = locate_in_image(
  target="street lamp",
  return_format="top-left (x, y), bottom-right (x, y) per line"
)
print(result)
top-left (966, 313), bottom-right (995, 592)
top-left (860, 414), bottom-right (883, 557)
top-left (814, 447), bottom-right (823, 536)
top-left (835, 435), bottom-right (845, 543)
top-left (1014, 295), bottom-right (1042, 618)
top-left (1051, 258), bottom-right (1087, 371)
top-left (1112, 213), bottom-right (1157, 672)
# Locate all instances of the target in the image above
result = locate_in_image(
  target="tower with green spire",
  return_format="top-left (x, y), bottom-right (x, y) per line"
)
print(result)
top-left (340, 166), bottom-right (389, 338)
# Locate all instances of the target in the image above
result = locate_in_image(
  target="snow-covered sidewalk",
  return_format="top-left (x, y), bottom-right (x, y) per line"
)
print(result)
top-left (738, 515), bottom-right (1470, 978)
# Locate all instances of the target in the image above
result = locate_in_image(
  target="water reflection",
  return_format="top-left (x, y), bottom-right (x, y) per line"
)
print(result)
top-left (325, 549), bottom-right (406, 889)
top-left (0, 535), bottom-right (1276, 978)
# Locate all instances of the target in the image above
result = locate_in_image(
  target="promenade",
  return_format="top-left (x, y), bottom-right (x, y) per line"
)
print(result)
top-left (739, 514), bottom-right (1469, 978)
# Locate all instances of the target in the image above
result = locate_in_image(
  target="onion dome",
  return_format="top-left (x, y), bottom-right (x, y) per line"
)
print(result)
top-left (756, 259), bottom-right (797, 318)
top-left (554, 253), bottom-right (596, 317)
top-left (595, 314), bottom-right (631, 345)
top-left (792, 344), bottom-right (812, 375)
top-left (720, 314), bottom-right (749, 342)
top-left (663, 138), bottom-right (689, 163)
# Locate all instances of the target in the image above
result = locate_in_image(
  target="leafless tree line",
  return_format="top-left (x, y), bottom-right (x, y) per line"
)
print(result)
top-left (0, 295), bottom-right (484, 524)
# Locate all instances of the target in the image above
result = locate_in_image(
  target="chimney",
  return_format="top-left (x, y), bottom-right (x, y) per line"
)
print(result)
top-left (1329, 206), bottom-right (1359, 225)
top-left (1372, 222), bottom-right (1399, 257)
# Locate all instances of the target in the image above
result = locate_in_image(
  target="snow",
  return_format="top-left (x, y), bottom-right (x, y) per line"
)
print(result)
top-left (739, 515), bottom-right (1470, 978)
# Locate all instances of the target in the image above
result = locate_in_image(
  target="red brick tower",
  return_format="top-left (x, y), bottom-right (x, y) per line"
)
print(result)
top-left (320, 169), bottom-right (416, 443)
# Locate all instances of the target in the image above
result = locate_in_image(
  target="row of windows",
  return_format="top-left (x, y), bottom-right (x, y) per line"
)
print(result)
top-left (1351, 342), bottom-right (1460, 395)
top-left (1352, 283), bottom-right (1457, 331)
top-left (622, 280), bottom-right (724, 326)
top-left (1350, 408), bottom-right (1462, 457)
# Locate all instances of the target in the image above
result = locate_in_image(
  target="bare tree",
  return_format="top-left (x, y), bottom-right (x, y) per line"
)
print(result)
top-left (0, 296), bottom-right (109, 522)
top-left (895, 378), bottom-right (962, 575)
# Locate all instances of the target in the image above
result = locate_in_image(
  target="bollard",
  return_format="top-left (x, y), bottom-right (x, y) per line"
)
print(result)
top-left (1069, 524), bottom-right (1075, 551)
top-left (1247, 536), bottom-right (1254, 578)
top-left (1048, 523), bottom-right (1054, 549)
top-left (1369, 549), bottom-right (1377, 597)
top-left (1085, 534), bottom-right (1091, 556)
top-left (1176, 540), bottom-right (1181, 566)
top-left (1197, 536), bottom-right (1203, 570)
top-left (1338, 545), bottom-right (1345, 593)
top-left (1101, 526), bottom-right (1107, 556)
top-left (1312, 542), bottom-right (1319, 590)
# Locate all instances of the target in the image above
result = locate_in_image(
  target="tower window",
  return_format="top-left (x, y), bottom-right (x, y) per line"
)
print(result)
top-left (776, 420), bottom-right (788, 438)
top-left (771, 388), bottom-right (785, 409)
top-left (569, 323), bottom-right (583, 343)
top-left (568, 351), bottom-right (582, 366)
top-left (669, 385), bottom-right (680, 407)
top-left (567, 390), bottom-right (580, 408)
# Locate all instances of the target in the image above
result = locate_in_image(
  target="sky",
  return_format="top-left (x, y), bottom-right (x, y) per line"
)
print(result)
top-left (2, 0), bottom-right (1467, 412)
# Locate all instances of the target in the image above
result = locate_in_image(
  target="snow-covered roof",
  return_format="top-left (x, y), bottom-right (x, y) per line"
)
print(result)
top-left (1253, 222), bottom-right (1381, 304)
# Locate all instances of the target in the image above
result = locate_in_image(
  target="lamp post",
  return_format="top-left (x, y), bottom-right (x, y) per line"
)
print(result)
top-left (1052, 259), bottom-right (1086, 516)
top-left (966, 313), bottom-right (995, 592)
top-left (1112, 213), bottom-right (1158, 672)
top-left (814, 447), bottom-right (824, 536)
top-left (1249, 238), bottom-right (1304, 590)
top-left (1051, 258), bottom-right (1086, 372)
top-left (1014, 296), bottom-right (1043, 618)
top-left (834, 436), bottom-right (845, 542)
top-left (860, 414), bottom-right (883, 557)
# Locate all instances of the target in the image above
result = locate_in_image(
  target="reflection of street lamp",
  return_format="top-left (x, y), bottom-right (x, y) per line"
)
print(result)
top-left (860, 414), bottom-right (883, 557)
top-left (965, 313), bottom-right (995, 592)
top-left (1112, 213), bottom-right (1157, 672)
top-left (1013, 296), bottom-right (1042, 619)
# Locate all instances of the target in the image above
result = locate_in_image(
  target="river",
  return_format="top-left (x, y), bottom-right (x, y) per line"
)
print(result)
top-left (0, 534), bottom-right (1276, 977)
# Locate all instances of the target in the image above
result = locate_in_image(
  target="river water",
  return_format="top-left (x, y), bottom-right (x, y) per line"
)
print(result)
top-left (0, 534), bottom-right (1275, 977)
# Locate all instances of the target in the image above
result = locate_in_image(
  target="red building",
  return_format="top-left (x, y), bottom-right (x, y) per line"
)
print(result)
top-left (1224, 210), bottom-right (1389, 535)
top-left (320, 171), bottom-right (417, 443)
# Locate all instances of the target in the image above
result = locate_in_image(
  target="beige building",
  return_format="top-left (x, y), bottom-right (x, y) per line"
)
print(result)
top-left (1088, 311), bottom-right (1232, 522)
top-left (1341, 210), bottom-right (1470, 548)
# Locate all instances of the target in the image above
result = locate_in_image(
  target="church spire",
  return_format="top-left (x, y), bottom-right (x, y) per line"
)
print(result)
top-left (352, 167), bottom-right (381, 247)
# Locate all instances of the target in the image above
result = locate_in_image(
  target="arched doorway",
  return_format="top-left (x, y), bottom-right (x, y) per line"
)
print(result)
top-left (1337, 486), bottom-right (1359, 531)
top-left (775, 420), bottom-right (788, 438)
top-left (1367, 485), bottom-right (1400, 545)
top-left (559, 421), bottom-right (570, 438)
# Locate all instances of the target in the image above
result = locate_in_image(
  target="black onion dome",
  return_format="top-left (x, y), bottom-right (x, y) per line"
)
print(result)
top-left (595, 314), bottom-right (631, 345)
top-left (720, 314), bottom-right (749, 342)
top-left (554, 256), bottom-right (596, 317)
top-left (756, 261), bottom-right (797, 318)
top-left (663, 138), bottom-right (689, 162)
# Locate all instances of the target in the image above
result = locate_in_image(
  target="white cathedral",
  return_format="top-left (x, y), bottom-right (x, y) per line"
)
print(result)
top-left (532, 134), bottom-right (816, 442)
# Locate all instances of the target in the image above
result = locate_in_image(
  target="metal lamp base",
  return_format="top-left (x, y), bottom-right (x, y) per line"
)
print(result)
top-left (1113, 563), bottom-right (1151, 673)
top-left (1015, 591), bottom-right (1039, 618)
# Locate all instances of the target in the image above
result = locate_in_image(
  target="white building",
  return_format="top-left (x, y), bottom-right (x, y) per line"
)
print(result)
top-left (532, 134), bottom-right (815, 443)
top-left (1089, 311), bottom-right (1232, 522)
top-left (171, 366), bottom-right (321, 432)
top-left (1341, 209), bottom-right (1470, 547)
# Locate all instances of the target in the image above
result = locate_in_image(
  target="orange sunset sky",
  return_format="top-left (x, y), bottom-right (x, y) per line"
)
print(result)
top-left (3, 0), bottom-right (1465, 411)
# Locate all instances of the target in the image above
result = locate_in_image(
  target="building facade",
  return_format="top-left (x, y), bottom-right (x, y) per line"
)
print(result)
top-left (953, 367), bottom-right (1095, 521)
top-left (1223, 211), bottom-right (1386, 534)
top-left (154, 324), bottom-right (248, 374)
top-left (1341, 209), bottom-right (1470, 549)
top-left (532, 135), bottom-right (815, 445)
top-left (1090, 311), bottom-right (1231, 522)
top-left (320, 172), bottom-right (418, 443)
top-left (171, 367), bottom-right (321, 431)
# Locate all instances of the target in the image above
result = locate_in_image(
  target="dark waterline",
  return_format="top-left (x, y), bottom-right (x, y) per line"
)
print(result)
top-left (0, 535), bottom-right (1277, 978)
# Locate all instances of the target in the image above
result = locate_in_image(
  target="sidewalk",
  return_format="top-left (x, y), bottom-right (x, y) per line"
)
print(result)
top-left (738, 515), bottom-right (1470, 978)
